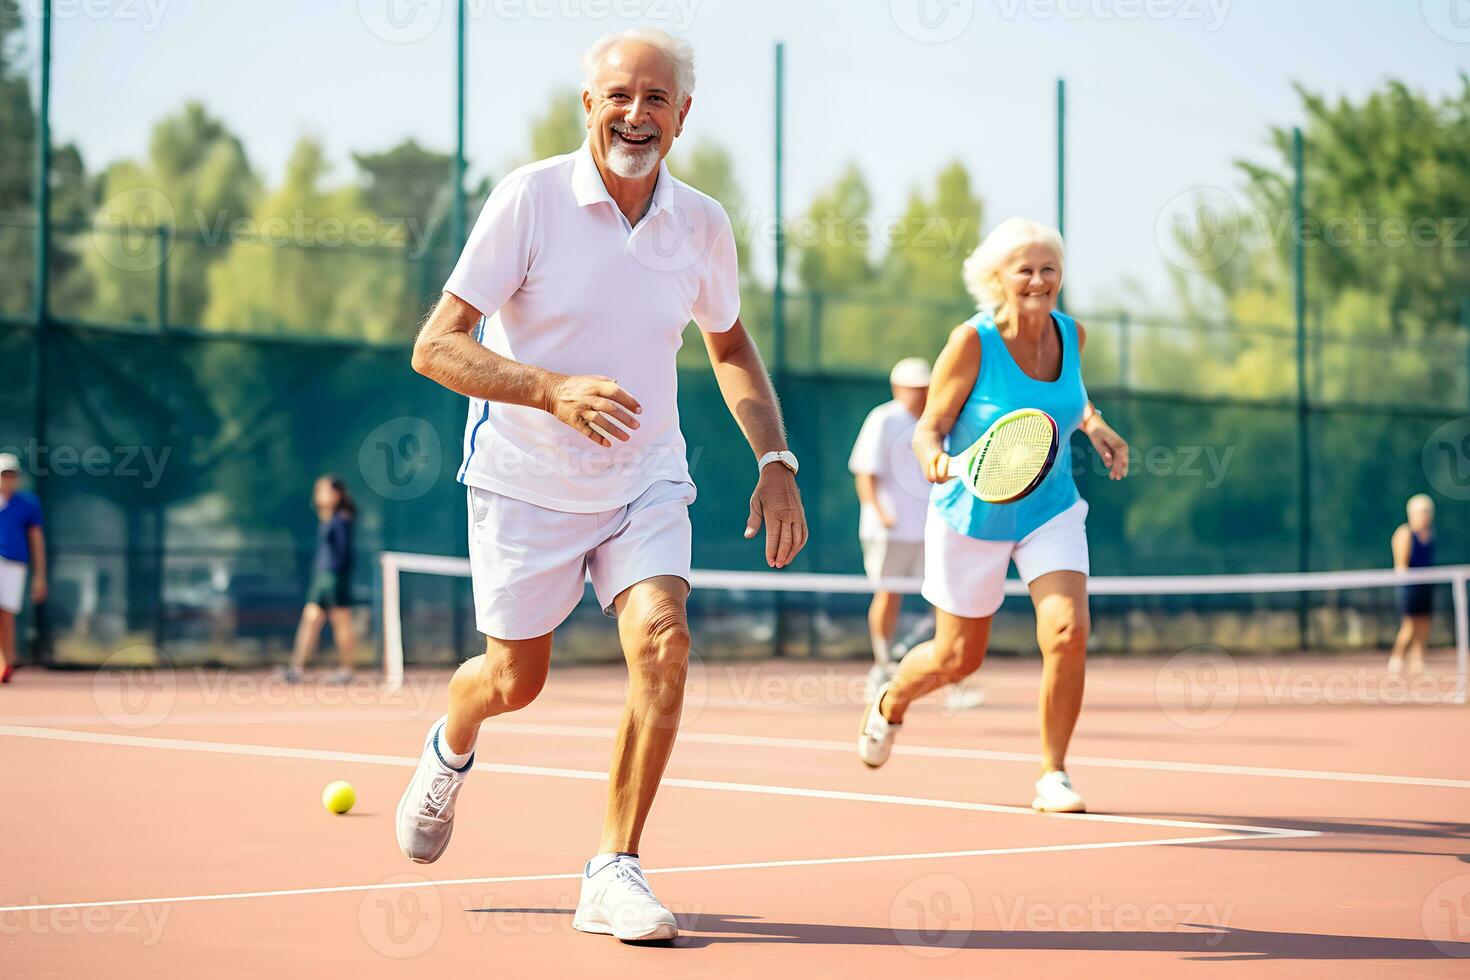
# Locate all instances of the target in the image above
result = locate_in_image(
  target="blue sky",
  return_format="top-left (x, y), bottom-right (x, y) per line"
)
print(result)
top-left (24, 0), bottom-right (1470, 307)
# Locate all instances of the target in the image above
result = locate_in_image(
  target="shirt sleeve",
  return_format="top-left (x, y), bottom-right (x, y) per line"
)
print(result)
top-left (691, 202), bottom-right (740, 334)
top-left (443, 174), bottom-right (536, 318)
top-left (848, 409), bottom-right (885, 476)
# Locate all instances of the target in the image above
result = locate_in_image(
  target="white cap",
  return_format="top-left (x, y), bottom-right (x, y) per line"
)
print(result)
top-left (890, 357), bottom-right (932, 389)
top-left (0, 453), bottom-right (20, 475)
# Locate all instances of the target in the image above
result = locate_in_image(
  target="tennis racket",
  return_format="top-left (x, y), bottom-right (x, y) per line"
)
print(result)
top-left (944, 408), bottom-right (1059, 503)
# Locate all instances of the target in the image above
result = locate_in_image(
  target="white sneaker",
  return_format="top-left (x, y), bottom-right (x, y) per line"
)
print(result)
top-left (395, 716), bottom-right (472, 864)
top-left (1032, 770), bottom-right (1086, 813)
top-left (857, 683), bottom-right (901, 768)
top-left (572, 855), bottom-right (678, 942)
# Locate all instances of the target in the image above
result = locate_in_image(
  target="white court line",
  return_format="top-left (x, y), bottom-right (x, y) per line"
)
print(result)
top-left (7, 711), bottom-right (1461, 789)
top-left (0, 725), bottom-right (1318, 838)
top-left (0, 834), bottom-right (1257, 915)
top-left (488, 721), bottom-right (1470, 791)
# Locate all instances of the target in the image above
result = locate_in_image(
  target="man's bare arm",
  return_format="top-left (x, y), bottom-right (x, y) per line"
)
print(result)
top-left (412, 292), bottom-right (642, 448)
top-left (702, 318), bottom-right (808, 567)
top-left (27, 526), bottom-right (45, 604)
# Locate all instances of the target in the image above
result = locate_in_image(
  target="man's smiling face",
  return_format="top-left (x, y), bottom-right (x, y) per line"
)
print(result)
top-left (582, 40), bottom-right (690, 181)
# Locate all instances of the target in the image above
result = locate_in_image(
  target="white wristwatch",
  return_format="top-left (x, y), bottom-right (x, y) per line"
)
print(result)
top-left (757, 450), bottom-right (799, 476)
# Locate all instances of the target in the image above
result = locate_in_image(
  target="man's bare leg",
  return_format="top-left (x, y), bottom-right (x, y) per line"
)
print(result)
top-left (599, 575), bottom-right (691, 855)
top-left (443, 632), bottom-right (554, 754)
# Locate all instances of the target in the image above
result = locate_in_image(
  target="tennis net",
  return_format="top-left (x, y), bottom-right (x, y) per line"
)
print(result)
top-left (378, 552), bottom-right (1469, 704)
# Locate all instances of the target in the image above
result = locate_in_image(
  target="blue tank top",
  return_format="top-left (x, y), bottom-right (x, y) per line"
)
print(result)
top-left (933, 310), bottom-right (1088, 541)
top-left (1407, 529), bottom-right (1435, 568)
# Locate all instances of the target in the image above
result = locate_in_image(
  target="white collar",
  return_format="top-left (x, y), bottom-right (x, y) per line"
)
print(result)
top-left (571, 140), bottom-right (673, 217)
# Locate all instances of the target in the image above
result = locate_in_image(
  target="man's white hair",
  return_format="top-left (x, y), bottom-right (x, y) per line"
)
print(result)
top-left (1408, 493), bottom-right (1435, 515)
top-left (581, 27), bottom-right (696, 101)
top-left (961, 217), bottom-right (1066, 313)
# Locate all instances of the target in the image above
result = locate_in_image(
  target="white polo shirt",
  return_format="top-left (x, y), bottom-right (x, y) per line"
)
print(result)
top-left (444, 142), bottom-right (740, 513)
top-left (849, 399), bottom-right (929, 543)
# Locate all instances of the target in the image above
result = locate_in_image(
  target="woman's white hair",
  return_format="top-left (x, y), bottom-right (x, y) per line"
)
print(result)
top-left (1408, 493), bottom-right (1435, 515)
top-left (961, 217), bottom-right (1066, 313)
top-left (580, 27), bottom-right (696, 101)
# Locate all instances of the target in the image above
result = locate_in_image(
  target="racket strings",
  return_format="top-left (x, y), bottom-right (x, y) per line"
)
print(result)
top-left (971, 415), bottom-right (1055, 499)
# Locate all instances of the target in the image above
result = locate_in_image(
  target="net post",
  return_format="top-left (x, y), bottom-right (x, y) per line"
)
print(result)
top-left (382, 551), bottom-right (404, 691)
top-left (1453, 571), bottom-right (1468, 706)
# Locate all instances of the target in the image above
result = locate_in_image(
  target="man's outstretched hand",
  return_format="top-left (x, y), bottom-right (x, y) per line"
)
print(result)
top-left (744, 464), bottom-right (808, 569)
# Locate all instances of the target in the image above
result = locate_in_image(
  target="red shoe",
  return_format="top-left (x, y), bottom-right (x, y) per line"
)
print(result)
top-left (1, 664), bottom-right (14, 684)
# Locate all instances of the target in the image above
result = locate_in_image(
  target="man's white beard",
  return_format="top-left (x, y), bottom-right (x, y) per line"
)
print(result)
top-left (607, 140), bottom-right (660, 179)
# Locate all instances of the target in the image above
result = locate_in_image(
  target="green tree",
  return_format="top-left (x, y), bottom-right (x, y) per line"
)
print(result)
top-left (87, 102), bottom-right (257, 327)
top-left (201, 138), bottom-right (404, 340)
top-left (528, 88), bottom-right (587, 162)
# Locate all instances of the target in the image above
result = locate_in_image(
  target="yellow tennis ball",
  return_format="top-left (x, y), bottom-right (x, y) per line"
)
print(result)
top-left (322, 780), bottom-right (356, 814)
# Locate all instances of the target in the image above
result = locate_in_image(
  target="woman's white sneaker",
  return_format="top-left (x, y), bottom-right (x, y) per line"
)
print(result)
top-left (572, 855), bottom-right (678, 942)
top-left (395, 716), bottom-right (473, 864)
top-left (857, 683), bottom-right (901, 768)
top-left (1032, 770), bottom-right (1086, 813)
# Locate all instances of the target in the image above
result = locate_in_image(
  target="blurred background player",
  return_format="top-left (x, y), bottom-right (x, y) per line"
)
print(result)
top-left (849, 357), bottom-right (931, 691)
top-left (0, 453), bottom-right (46, 684)
top-left (1387, 493), bottom-right (1436, 677)
top-left (282, 475), bottom-right (358, 684)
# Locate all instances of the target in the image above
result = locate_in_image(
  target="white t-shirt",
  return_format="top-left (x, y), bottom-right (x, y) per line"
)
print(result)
top-left (444, 143), bottom-right (740, 513)
top-left (848, 399), bottom-right (929, 543)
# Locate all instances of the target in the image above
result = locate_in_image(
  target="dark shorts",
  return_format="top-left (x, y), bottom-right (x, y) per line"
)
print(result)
top-left (1396, 584), bottom-right (1434, 618)
top-left (306, 570), bottom-right (353, 610)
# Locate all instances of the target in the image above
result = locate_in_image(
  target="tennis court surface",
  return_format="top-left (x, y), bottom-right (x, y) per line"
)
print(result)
top-left (3, 653), bottom-right (1467, 977)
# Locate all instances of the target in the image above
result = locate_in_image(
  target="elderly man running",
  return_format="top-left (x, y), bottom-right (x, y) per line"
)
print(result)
top-left (397, 28), bottom-right (808, 942)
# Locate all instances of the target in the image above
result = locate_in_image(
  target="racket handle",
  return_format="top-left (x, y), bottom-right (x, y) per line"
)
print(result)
top-left (942, 453), bottom-right (958, 479)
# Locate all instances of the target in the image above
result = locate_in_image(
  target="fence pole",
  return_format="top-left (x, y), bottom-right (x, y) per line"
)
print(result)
top-left (1292, 127), bottom-right (1310, 648)
top-left (29, 0), bottom-right (54, 667)
top-left (1056, 77), bottom-right (1067, 312)
top-left (452, 0), bottom-right (468, 252)
top-left (1454, 572), bottom-right (1468, 705)
top-left (155, 226), bottom-right (171, 329)
top-left (772, 41), bottom-right (787, 658)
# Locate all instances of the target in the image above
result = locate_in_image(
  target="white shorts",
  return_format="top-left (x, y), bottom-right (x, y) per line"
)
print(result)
top-left (860, 537), bottom-right (925, 582)
top-left (921, 500), bottom-right (1090, 619)
top-left (0, 558), bottom-right (25, 614)
top-left (467, 480), bottom-right (695, 640)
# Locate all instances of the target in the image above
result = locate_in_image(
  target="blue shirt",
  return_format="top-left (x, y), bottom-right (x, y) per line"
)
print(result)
top-left (0, 491), bottom-right (43, 564)
top-left (932, 311), bottom-right (1088, 541)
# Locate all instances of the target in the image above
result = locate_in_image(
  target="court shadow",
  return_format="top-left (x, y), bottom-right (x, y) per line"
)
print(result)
top-left (1126, 811), bottom-right (1470, 859)
top-left (466, 909), bottom-right (1468, 959)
